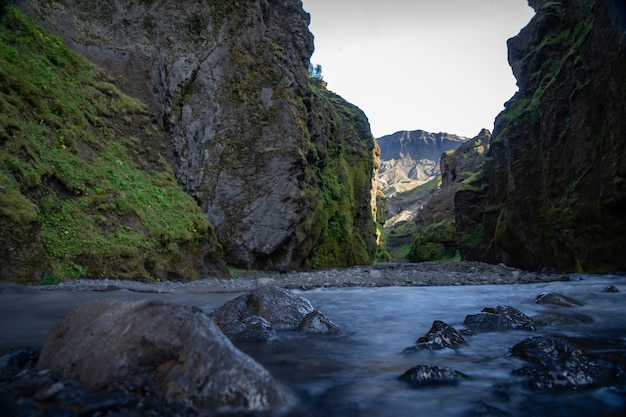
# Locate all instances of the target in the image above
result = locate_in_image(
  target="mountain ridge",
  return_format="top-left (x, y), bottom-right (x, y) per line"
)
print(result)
top-left (377, 129), bottom-right (467, 198)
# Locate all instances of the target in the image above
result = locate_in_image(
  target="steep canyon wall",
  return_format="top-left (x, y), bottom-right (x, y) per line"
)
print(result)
top-left (4, 0), bottom-right (378, 281)
top-left (456, 0), bottom-right (626, 272)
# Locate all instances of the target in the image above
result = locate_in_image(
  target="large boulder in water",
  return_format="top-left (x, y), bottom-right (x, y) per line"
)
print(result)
top-left (37, 300), bottom-right (285, 411)
top-left (403, 320), bottom-right (466, 353)
top-left (464, 305), bottom-right (535, 333)
top-left (211, 286), bottom-right (340, 339)
top-left (510, 336), bottom-right (605, 389)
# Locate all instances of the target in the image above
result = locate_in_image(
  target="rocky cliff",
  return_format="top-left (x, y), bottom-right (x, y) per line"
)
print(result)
top-left (408, 129), bottom-right (489, 262)
top-left (0, 6), bottom-right (228, 283)
top-left (377, 130), bottom-right (466, 259)
top-left (1, 0), bottom-right (379, 282)
top-left (456, 0), bottom-right (626, 272)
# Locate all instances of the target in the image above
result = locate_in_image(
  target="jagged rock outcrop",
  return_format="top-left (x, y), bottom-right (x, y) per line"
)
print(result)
top-left (456, 0), bottom-right (626, 272)
top-left (403, 320), bottom-right (466, 352)
top-left (18, 0), bottom-right (379, 272)
top-left (407, 129), bottom-right (489, 262)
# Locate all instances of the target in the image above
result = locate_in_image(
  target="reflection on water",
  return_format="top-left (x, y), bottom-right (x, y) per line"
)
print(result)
top-left (1, 275), bottom-right (626, 416)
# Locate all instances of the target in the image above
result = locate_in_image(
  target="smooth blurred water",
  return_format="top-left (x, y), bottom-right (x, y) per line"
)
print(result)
top-left (1, 275), bottom-right (626, 416)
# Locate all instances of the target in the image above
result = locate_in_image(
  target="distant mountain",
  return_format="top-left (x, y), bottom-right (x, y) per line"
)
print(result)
top-left (376, 129), bottom-right (468, 260)
top-left (377, 130), bottom-right (467, 197)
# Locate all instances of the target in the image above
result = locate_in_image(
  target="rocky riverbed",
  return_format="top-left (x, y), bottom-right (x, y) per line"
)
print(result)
top-left (33, 261), bottom-right (567, 294)
top-left (2, 262), bottom-right (625, 417)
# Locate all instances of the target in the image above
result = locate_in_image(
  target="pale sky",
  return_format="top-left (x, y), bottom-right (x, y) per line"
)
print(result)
top-left (301, 0), bottom-right (535, 138)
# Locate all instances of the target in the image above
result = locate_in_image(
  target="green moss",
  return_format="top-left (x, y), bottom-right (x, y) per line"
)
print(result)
top-left (0, 7), bottom-right (220, 281)
top-left (304, 84), bottom-right (377, 269)
top-left (459, 224), bottom-right (483, 251)
top-left (391, 176), bottom-right (440, 203)
top-left (458, 169), bottom-right (487, 192)
top-left (407, 218), bottom-right (458, 262)
top-left (0, 182), bottom-right (38, 225)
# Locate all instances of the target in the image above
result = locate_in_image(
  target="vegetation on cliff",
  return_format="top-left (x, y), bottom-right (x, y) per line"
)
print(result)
top-left (407, 130), bottom-right (489, 263)
top-left (0, 7), bottom-right (227, 283)
top-left (456, 0), bottom-right (626, 272)
top-left (302, 82), bottom-right (379, 269)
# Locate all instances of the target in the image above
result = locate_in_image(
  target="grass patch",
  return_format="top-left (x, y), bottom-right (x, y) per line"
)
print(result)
top-left (0, 7), bottom-right (219, 281)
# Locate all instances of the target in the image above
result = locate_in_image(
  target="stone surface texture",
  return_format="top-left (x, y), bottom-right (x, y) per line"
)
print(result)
top-left (37, 299), bottom-right (285, 411)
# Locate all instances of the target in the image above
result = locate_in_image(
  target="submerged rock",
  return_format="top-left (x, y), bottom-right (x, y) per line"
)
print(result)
top-left (37, 299), bottom-right (285, 411)
top-left (531, 311), bottom-right (593, 327)
top-left (211, 285), bottom-right (340, 339)
top-left (403, 320), bottom-right (466, 352)
top-left (535, 292), bottom-right (584, 307)
top-left (464, 305), bottom-right (535, 333)
top-left (400, 365), bottom-right (468, 386)
top-left (0, 347), bottom-right (40, 371)
top-left (510, 336), bottom-right (604, 389)
top-left (0, 362), bottom-right (195, 417)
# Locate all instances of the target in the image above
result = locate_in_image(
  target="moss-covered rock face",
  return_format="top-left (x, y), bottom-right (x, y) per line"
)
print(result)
top-left (0, 7), bottom-right (228, 283)
top-left (457, 0), bottom-right (626, 272)
top-left (18, 0), bottom-right (379, 271)
top-left (302, 85), bottom-right (378, 269)
top-left (407, 130), bottom-right (489, 262)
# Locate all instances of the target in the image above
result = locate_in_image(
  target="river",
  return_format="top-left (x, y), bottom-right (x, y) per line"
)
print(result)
top-left (1, 274), bottom-right (625, 416)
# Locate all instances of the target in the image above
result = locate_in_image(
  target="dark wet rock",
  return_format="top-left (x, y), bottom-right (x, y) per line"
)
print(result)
top-left (37, 299), bottom-right (285, 411)
top-left (0, 347), bottom-right (40, 371)
top-left (510, 336), bottom-right (605, 389)
top-left (211, 286), bottom-right (340, 340)
top-left (483, 306), bottom-right (536, 331)
top-left (212, 286), bottom-right (314, 331)
top-left (237, 315), bottom-right (276, 341)
top-left (403, 320), bottom-right (466, 352)
top-left (603, 285), bottom-right (620, 293)
top-left (464, 312), bottom-right (511, 333)
top-left (535, 292), bottom-right (584, 307)
top-left (0, 367), bottom-right (195, 417)
top-left (531, 312), bottom-right (594, 327)
top-left (298, 311), bottom-right (342, 334)
top-left (464, 305), bottom-right (535, 333)
top-left (400, 365), bottom-right (468, 386)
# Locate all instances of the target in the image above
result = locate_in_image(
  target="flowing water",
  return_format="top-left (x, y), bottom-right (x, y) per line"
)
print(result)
top-left (1, 275), bottom-right (626, 416)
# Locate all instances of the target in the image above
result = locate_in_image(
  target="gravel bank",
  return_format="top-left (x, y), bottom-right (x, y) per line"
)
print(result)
top-left (35, 261), bottom-right (569, 294)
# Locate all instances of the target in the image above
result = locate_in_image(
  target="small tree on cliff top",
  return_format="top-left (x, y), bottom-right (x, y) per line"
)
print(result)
top-left (309, 63), bottom-right (327, 89)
